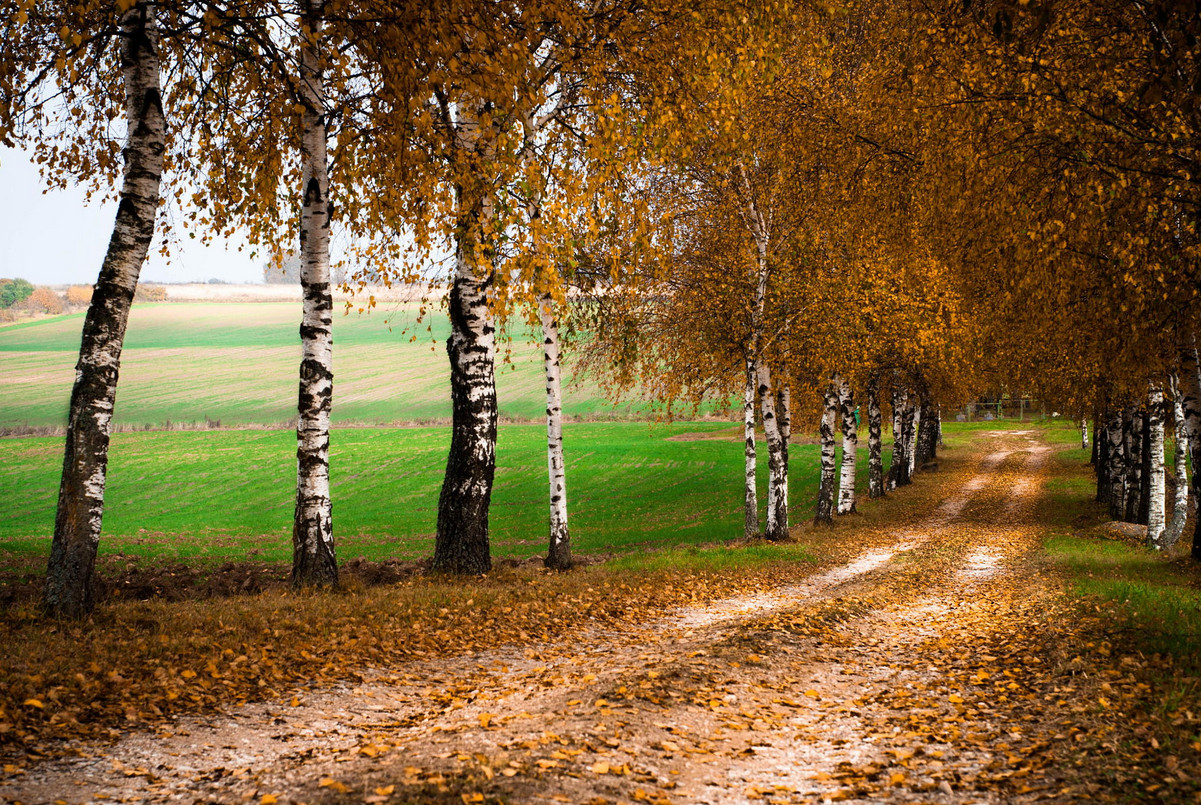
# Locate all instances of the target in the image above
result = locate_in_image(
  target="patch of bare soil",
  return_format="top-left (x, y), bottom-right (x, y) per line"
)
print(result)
top-left (4, 433), bottom-right (1193, 805)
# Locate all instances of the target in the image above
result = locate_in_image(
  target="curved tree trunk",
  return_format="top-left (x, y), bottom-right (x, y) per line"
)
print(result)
top-left (540, 298), bottom-right (571, 569)
top-left (434, 180), bottom-right (498, 574)
top-left (44, 1), bottom-right (165, 618)
top-left (1165, 379), bottom-right (1190, 549)
top-left (291, 0), bottom-right (337, 587)
top-left (837, 377), bottom-right (857, 515)
top-left (758, 363), bottom-right (788, 541)
top-left (1147, 388), bottom-right (1166, 547)
top-left (867, 375), bottom-right (885, 499)
top-left (743, 354), bottom-right (758, 539)
top-left (815, 381), bottom-right (838, 525)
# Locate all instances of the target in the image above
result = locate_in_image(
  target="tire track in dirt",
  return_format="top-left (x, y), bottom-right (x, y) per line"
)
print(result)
top-left (1, 435), bottom-right (1040, 805)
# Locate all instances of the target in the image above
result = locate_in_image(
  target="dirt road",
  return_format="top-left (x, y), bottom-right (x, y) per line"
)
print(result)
top-left (0, 432), bottom-right (1173, 803)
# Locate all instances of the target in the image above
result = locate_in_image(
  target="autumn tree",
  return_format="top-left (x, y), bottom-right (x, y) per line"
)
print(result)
top-left (1, 0), bottom-right (171, 617)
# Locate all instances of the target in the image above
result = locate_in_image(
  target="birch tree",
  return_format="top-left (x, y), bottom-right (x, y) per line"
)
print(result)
top-left (866, 374), bottom-right (885, 498)
top-left (815, 380), bottom-right (839, 525)
top-left (837, 376), bottom-right (857, 515)
top-left (290, 0), bottom-right (336, 585)
top-left (2, 0), bottom-right (169, 618)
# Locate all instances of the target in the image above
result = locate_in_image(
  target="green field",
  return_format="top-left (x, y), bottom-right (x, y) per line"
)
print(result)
top-left (0, 422), bottom-right (887, 567)
top-left (0, 302), bottom-right (649, 428)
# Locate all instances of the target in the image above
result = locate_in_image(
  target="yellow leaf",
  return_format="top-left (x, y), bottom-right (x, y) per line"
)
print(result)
top-left (804, 689), bottom-right (820, 699)
top-left (374, 786), bottom-right (395, 796)
top-left (260, 795), bottom-right (278, 805)
top-left (22, 699), bottom-right (44, 709)
top-left (948, 694), bottom-right (964, 704)
top-left (889, 772), bottom-right (905, 786)
top-left (590, 761), bottom-right (611, 774)
top-left (319, 777), bottom-right (350, 793)
top-left (478, 713), bottom-right (494, 728)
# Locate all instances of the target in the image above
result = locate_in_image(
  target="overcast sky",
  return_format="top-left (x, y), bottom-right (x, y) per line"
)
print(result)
top-left (0, 147), bottom-right (263, 285)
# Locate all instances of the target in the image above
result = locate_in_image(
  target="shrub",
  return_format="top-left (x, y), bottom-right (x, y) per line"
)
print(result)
top-left (0, 278), bottom-right (34, 309)
top-left (23, 287), bottom-right (64, 315)
top-left (66, 285), bottom-right (93, 308)
top-left (134, 284), bottom-right (168, 302)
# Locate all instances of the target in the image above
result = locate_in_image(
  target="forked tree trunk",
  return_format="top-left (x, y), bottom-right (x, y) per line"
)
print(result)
top-left (1107, 413), bottom-right (1126, 520)
top-left (867, 375), bottom-right (885, 499)
top-left (291, 0), bottom-right (337, 587)
top-left (1147, 388), bottom-right (1166, 547)
top-left (1124, 408), bottom-right (1142, 523)
top-left (1165, 379), bottom-right (1190, 549)
top-left (540, 298), bottom-right (571, 569)
top-left (758, 363), bottom-right (788, 541)
top-left (743, 355), bottom-right (758, 539)
top-left (44, 1), bottom-right (165, 618)
top-left (837, 377), bottom-right (857, 514)
top-left (434, 177), bottom-right (498, 574)
top-left (816, 381), bottom-right (838, 524)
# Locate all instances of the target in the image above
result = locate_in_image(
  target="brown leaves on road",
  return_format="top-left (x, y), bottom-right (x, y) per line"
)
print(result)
top-left (4, 432), bottom-right (1201, 804)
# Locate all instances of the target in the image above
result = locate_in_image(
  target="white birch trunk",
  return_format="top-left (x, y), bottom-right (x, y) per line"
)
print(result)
top-left (867, 375), bottom-right (885, 498)
top-left (744, 354), bottom-right (758, 539)
top-left (1165, 377), bottom-right (1190, 549)
top-left (540, 298), bottom-right (571, 569)
top-left (1180, 345), bottom-right (1201, 559)
top-left (816, 381), bottom-right (839, 523)
top-left (889, 386), bottom-right (913, 489)
top-left (1081, 419), bottom-right (1089, 451)
top-left (291, 0), bottom-right (337, 586)
top-left (757, 362), bottom-right (788, 541)
top-left (1147, 387), bottom-right (1166, 547)
top-left (45, 1), bottom-right (165, 617)
top-left (777, 383), bottom-right (791, 526)
top-left (434, 99), bottom-right (500, 575)
top-left (837, 377), bottom-right (857, 514)
top-left (908, 403), bottom-right (920, 475)
top-left (1124, 408), bottom-right (1142, 523)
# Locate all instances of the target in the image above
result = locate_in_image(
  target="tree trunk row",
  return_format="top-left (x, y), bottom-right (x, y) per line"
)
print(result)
top-left (1096, 365), bottom-right (1201, 550)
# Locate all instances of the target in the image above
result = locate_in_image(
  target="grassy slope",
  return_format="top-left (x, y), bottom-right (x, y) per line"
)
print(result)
top-left (1038, 425), bottom-right (1201, 662)
top-left (0, 422), bottom-right (891, 566)
top-left (0, 302), bottom-right (647, 427)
